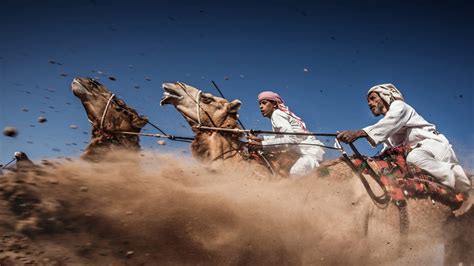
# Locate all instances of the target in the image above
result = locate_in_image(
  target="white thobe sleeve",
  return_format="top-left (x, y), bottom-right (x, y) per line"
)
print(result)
top-left (262, 135), bottom-right (275, 141)
top-left (261, 111), bottom-right (299, 146)
top-left (363, 101), bottom-right (412, 146)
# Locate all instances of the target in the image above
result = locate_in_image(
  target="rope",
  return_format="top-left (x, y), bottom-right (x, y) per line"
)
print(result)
top-left (2, 158), bottom-right (16, 169)
top-left (95, 92), bottom-right (190, 143)
top-left (196, 90), bottom-right (202, 127)
top-left (257, 150), bottom-right (276, 176)
top-left (85, 88), bottom-right (181, 141)
top-left (335, 139), bottom-right (391, 208)
top-left (211, 80), bottom-right (247, 130)
top-left (146, 121), bottom-right (167, 135)
top-left (100, 93), bottom-right (115, 129)
top-left (195, 125), bottom-right (337, 137)
top-left (253, 142), bottom-right (342, 151)
top-left (113, 131), bottom-right (194, 143)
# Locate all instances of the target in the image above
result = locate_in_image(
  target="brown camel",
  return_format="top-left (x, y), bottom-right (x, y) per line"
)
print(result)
top-left (160, 81), bottom-right (301, 176)
top-left (160, 82), bottom-right (244, 163)
top-left (161, 81), bottom-right (473, 264)
top-left (71, 77), bottom-right (148, 160)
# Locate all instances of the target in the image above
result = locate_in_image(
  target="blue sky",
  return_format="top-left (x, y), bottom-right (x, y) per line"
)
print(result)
top-left (1, 0), bottom-right (473, 168)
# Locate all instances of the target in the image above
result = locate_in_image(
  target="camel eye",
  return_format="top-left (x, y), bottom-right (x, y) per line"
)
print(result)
top-left (201, 93), bottom-right (214, 103)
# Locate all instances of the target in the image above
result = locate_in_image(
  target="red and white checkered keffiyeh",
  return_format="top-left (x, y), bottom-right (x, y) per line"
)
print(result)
top-left (257, 91), bottom-right (308, 132)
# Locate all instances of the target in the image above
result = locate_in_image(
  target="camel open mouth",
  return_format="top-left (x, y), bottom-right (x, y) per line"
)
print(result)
top-left (160, 83), bottom-right (184, 106)
top-left (71, 78), bottom-right (94, 99)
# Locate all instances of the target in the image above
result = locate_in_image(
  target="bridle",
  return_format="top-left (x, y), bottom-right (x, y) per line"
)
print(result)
top-left (100, 93), bottom-right (115, 129)
top-left (173, 82), bottom-right (277, 171)
top-left (80, 79), bottom-right (193, 143)
top-left (176, 81), bottom-right (216, 128)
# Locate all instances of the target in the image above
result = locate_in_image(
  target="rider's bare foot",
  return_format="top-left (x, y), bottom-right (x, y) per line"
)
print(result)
top-left (453, 189), bottom-right (474, 217)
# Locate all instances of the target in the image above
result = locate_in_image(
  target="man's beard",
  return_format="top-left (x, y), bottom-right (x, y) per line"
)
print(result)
top-left (371, 102), bottom-right (385, 116)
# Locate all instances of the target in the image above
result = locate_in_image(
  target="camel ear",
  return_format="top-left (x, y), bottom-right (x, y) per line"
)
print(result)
top-left (228, 100), bottom-right (241, 113)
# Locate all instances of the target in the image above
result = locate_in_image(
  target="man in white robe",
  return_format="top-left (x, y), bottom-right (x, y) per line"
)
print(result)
top-left (247, 91), bottom-right (325, 176)
top-left (337, 84), bottom-right (473, 216)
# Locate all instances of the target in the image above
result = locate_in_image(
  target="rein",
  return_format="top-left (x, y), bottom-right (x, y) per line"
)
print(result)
top-left (194, 125), bottom-right (341, 150)
top-left (2, 157), bottom-right (16, 169)
top-left (86, 83), bottom-right (190, 143)
top-left (111, 131), bottom-right (194, 142)
top-left (335, 139), bottom-right (391, 208)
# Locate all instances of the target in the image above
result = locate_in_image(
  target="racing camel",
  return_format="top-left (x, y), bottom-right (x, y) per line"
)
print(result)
top-left (72, 77), bottom-right (149, 160)
top-left (160, 81), bottom-right (300, 177)
top-left (160, 81), bottom-right (473, 264)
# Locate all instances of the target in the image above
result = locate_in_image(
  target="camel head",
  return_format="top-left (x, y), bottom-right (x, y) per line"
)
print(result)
top-left (71, 77), bottom-right (149, 159)
top-left (72, 77), bottom-right (148, 131)
top-left (160, 82), bottom-right (241, 131)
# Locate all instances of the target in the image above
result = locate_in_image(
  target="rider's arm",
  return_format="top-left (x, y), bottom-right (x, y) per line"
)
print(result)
top-left (362, 101), bottom-right (412, 146)
top-left (261, 110), bottom-right (299, 146)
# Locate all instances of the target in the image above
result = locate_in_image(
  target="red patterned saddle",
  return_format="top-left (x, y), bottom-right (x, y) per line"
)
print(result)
top-left (352, 146), bottom-right (464, 208)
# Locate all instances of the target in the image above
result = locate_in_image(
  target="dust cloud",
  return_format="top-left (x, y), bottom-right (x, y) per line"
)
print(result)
top-left (0, 150), bottom-right (471, 265)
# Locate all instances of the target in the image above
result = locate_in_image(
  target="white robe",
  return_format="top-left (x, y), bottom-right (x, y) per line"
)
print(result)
top-left (261, 109), bottom-right (325, 176)
top-left (363, 100), bottom-right (471, 192)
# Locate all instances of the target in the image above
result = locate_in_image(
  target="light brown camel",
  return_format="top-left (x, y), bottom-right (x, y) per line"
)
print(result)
top-left (160, 81), bottom-right (299, 176)
top-left (161, 81), bottom-right (244, 162)
top-left (71, 77), bottom-right (149, 160)
top-left (161, 81), bottom-right (473, 264)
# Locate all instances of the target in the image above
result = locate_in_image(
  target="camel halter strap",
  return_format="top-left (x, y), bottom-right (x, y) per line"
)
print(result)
top-left (100, 93), bottom-right (115, 129)
top-left (196, 90), bottom-right (203, 127)
top-left (176, 81), bottom-right (205, 127)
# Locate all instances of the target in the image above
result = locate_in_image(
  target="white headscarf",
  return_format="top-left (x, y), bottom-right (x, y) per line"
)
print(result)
top-left (367, 83), bottom-right (404, 105)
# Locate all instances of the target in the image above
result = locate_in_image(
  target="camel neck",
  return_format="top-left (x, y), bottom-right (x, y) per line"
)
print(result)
top-left (192, 130), bottom-right (243, 163)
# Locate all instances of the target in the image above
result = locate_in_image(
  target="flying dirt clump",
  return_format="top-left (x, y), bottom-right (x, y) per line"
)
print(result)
top-left (3, 126), bottom-right (18, 137)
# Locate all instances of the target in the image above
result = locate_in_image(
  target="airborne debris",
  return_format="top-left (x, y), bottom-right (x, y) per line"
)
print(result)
top-left (3, 127), bottom-right (18, 137)
top-left (21, 108), bottom-right (29, 112)
top-left (60, 73), bottom-right (68, 77)
top-left (108, 76), bottom-right (116, 81)
top-left (145, 77), bottom-right (151, 81)
top-left (157, 140), bottom-right (166, 145)
top-left (303, 68), bottom-right (309, 72)
top-left (69, 125), bottom-right (78, 129)
top-left (38, 116), bottom-right (47, 123)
